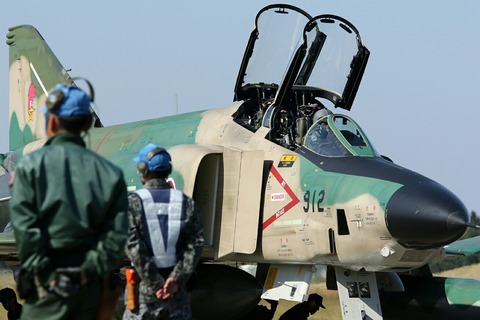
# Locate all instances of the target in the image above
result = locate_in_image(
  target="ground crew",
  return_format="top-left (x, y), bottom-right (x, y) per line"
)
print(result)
top-left (0, 287), bottom-right (22, 320)
top-left (279, 293), bottom-right (326, 320)
top-left (238, 299), bottom-right (278, 320)
top-left (123, 143), bottom-right (204, 320)
top-left (10, 83), bottom-right (128, 319)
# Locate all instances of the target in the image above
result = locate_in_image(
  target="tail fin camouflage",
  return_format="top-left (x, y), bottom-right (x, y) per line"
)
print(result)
top-left (6, 25), bottom-right (102, 151)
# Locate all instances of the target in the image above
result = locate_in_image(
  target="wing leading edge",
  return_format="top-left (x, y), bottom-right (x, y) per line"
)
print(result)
top-left (444, 236), bottom-right (480, 256)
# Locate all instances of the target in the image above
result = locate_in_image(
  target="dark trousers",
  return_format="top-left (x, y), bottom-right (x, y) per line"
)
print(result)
top-left (21, 281), bottom-right (101, 320)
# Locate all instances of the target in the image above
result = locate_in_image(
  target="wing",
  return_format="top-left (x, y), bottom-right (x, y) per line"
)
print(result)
top-left (444, 236), bottom-right (480, 256)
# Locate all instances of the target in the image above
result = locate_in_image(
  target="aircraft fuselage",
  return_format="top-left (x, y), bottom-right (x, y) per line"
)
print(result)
top-left (62, 103), bottom-right (469, 273)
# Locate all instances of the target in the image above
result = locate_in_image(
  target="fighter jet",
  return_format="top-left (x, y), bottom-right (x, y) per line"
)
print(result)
top-left (2, 4), bottom-right (480, 320)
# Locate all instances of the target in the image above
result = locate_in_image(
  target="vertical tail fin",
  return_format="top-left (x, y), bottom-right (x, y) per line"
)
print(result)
top-left (7, 25), bottom-right (71, 150)
top-left (6, 25), bottom-right (102, 151)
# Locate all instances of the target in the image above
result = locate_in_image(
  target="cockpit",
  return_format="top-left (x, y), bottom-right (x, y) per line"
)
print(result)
top-left (304, 114), bottom-right (377, 157)
top-left (232, 4), bottom-right (372, 156)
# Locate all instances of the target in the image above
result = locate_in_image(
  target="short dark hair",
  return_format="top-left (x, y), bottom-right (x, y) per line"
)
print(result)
top-left (145, 170), bottom-right (170, 180)
top-left (58, 114), bottom-right (93, 134)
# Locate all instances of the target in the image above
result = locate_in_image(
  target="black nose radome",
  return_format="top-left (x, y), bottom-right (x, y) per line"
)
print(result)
top-left (385, 181), bottom-right (469, 249)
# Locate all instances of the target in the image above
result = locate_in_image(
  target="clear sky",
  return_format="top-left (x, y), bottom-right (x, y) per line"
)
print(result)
top-left (1, 1), bottom-right (479, 214)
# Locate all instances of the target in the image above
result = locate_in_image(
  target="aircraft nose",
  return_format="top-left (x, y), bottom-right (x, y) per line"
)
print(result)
top-left (385, 181), bottom-right (469, 249)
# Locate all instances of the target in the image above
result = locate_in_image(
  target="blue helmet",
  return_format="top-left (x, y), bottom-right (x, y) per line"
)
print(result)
top-left (134, 143), bottom-right (172, 176)
top-left (41, 84), bottom-right (91, 117)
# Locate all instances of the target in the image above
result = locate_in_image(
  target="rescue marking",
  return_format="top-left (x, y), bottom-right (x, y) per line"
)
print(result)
top-left (271, 193), bottom-right (285, 202)
top-left (262, 166), bottom-right (300, 230)
top-left (278, 155), bottom-right (297, 167)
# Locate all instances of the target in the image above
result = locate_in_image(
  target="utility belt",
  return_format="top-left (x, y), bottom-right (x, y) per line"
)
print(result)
top-left (16, 267), bottom-right (86, 299)
top-left (158, 267), bottom-right (174, 279)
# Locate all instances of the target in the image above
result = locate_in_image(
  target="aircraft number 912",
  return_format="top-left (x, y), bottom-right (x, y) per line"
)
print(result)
top-left (303, 190), bottom-right (325, 213)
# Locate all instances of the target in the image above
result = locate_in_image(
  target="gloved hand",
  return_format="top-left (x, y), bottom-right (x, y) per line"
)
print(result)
top-left (49, 267), bottom-right (86, 298)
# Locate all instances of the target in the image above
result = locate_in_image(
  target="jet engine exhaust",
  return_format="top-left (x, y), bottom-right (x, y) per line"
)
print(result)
top-left (385, 180), bottom-right (469, 249)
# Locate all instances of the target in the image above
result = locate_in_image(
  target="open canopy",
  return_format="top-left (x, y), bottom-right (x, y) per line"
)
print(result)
top-left (234, 6), bottom-right (369, 112)
top-left (233, 4), bottom-right (372, 152)
top-left (234, 4), bottom-right (312, 103)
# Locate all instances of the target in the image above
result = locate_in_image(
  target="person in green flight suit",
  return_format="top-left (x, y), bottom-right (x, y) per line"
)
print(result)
top-left (10, 83), bottom-right (128, 319)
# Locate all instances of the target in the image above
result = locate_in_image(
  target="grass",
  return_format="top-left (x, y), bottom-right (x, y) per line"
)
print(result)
top-left (269, 263), bottom-right (480, 320)
top-left (266, 282), bottom-right (341, 320)
top-left (0, 267), bottom-right (17, 319)
top-left (2, 263), bottom-right (479, 320)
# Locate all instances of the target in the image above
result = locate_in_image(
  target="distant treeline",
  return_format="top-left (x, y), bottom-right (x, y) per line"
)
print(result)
top-left (429, 211), bottom-right (480, 273)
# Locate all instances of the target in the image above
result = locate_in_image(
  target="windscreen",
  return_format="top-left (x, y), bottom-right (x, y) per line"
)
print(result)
top-left (304, 115), bottom-right (377, 157)
top-left (304, 117), bottom-right (351, 157)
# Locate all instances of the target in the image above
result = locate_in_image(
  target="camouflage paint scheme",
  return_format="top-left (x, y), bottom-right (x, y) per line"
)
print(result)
top-left (2, 4), bottom-right (480, 319)
top-left (3, 25), bottom-right (431, 271)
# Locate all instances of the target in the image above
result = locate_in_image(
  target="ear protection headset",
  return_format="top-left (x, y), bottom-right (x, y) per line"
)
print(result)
top-left (137, 147), bottom-right (170, 177)
top-left (45, 77), bottom-right (95, 112)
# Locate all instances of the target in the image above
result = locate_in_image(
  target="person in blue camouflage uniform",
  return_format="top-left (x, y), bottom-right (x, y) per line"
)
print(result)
top-left (10, 84), bottom-right (128, 319)
top-left (123, 144), bottom-right (204, 320)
